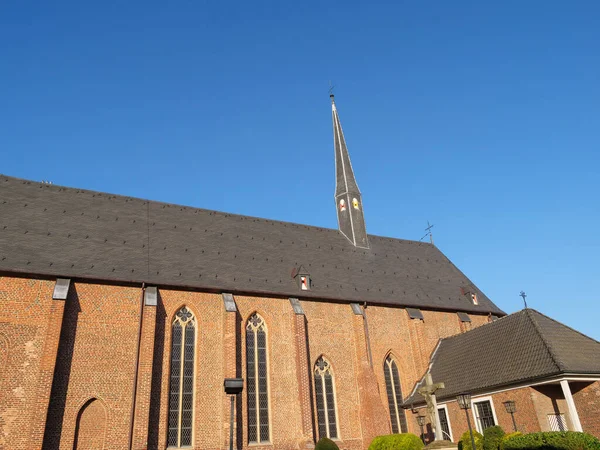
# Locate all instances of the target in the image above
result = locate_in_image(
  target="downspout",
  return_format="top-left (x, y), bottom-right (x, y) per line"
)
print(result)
top-left (362, 302), bottom-right (373, 367)
top-left (128, 282), bottom-right (146, 450)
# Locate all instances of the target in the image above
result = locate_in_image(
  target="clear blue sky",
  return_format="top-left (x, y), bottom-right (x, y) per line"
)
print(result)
top-left (2, 2), bottom-right (599, 339)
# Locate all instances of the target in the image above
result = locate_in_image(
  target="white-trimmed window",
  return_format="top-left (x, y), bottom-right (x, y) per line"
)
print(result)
top-left (384, 355), bottom-right (408, 433)
top-left (438, 405), bottom-right (453, 441)
top-left (246, 313), bottom-right (270, 443)
top-left (314, 356), bottom-right (339, 440)
top-left (471, 396), bottom-right (498, 433)
top-left (167, 306), bottom-right (196, 447)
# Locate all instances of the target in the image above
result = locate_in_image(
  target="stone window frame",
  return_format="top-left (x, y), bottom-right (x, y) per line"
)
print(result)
top-left (313, 356), bottom-right (341, 441)
top-left (383, 354), bottom-right (408, 434)
top-left (167, 306), bottom-right (197, 448)
top-left (470, 395), bottom-right (499, 433)
top-left (437, 403), bottom-right (454, 442)
top-left (245, 312), bottom-right (272, 445)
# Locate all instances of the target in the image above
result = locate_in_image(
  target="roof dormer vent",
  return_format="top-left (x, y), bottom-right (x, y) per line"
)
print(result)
top-left (291, 265), bottom-right (311, 291)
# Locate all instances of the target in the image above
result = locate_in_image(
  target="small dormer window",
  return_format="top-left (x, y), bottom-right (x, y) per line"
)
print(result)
top-left (352, 198), bottom-right (359, 209)
top-left (292, 265), bottom-right (311, 291)
top-left (461, 286), bottom-right (479, 305)
top-left (300, 275), bottom-right (310, 290)
top-left (339, 199), bottom-right (346, 212)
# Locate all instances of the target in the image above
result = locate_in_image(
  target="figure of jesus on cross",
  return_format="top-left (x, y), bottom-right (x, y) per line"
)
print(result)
top-left (418, 373), bottom-right (445, 441)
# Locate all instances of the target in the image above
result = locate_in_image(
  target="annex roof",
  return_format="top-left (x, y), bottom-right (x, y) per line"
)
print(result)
top-left (405, 308), bottom-right (600, 405)
top-left (0, 175), bottom-right (503, 314)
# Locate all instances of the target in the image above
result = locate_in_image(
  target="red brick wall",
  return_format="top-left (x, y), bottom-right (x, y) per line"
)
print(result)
top-left (0, 276), bottom-right (59, 450)
top-left (43, 281), bottom-right (141, 450)
top-left (366, 305), bottom-right (490, 439)
top-left (11, 273), bottom-right (597, 450)
top-left (530, 384), bottom-right (571, 432)
top-left (73, 398), bottom-right (107, 449)
top-left (235, 295), bottom-right (305, 450)
top-left (572, 381), bottom-right (600, 438)
top-left (152, 290), bottom-right (224, 450)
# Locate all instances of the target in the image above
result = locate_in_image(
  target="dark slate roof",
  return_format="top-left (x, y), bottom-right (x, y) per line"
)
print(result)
top-left (405, 309), bottom-right (600, 405)
top-left (0, 175), bottom-right (503, 314)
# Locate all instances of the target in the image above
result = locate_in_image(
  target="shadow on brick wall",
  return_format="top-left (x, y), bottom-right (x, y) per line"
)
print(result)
top-left (147, 293), bottom-right (166, 450)
top-left (42, 285), bottom-right (82, 450)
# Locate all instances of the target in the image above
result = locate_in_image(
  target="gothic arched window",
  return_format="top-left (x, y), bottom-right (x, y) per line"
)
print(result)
top-left (167, 306), bottom-right (196, 448)
top-left (246, 313), bottom-right (270, 443)
top-left (314, 356), bottom-right (338, 440)
top-left (384, 355), bottom-right (407, 433)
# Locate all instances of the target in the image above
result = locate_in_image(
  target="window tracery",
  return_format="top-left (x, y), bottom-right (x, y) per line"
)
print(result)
top-left (167, 306), bottom-right (196, 448)
top-left (246, 313), bottom-right (270, 443)
top-left (384, 355), bottom-right (407, 433)
top-left (314, 356), bottom-right (338, 440)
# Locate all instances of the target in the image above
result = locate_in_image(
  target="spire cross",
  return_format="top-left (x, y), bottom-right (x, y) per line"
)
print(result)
top-left (418, 373), bottom-right (445, 441)
top-left (520, 291), bottom-right (528, 308)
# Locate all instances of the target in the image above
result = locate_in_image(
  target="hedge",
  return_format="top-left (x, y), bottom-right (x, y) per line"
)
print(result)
top-left (483, 426), bottom-right (505, 450)
top-left (368, 433), bottom-right (424, 450)
top-left (315, 437), bottom-right (340, 450)
top-left (500, 432), bottom-right (522, 450)
top-left (502, 431), bottom-right (600, 450)
top-left (459, 430), bottom-right (484, 450)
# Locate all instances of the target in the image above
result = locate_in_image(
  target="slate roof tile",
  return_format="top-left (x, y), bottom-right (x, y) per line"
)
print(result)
top-left (405, 309), bottom-right (600, 405)
top-left (0, 175), bottom-right (503, 314)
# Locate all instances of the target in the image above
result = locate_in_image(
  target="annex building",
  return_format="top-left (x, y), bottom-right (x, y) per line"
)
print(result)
top-left (1, 96), bottom-right (599, 450)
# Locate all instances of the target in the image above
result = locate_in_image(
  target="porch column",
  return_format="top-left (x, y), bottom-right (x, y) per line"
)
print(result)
top-left (560, 380), bottom-right (583, 432)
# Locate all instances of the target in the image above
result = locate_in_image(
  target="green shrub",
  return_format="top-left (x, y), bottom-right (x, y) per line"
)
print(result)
top-left (502, 431), bottom-right (600, 450)
top-left (458, 430), bottom-right (484, 450)
top-left (483, 426), bottom-right (505, 450)
top-left (368, 433), bottom-right (424, 450)
top-left (500, 432), bottom-right (522, 450)
top-left (315, 437), bottom-right (340, 450)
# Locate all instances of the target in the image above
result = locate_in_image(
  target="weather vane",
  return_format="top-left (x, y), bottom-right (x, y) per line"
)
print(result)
top-left (420, 221), bottom-right (434, 244)
top-left (520, 291), bottom-right (528, 309)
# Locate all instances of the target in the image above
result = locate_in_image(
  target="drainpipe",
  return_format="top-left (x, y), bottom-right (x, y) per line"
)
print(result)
top-left (128, 283), bottom-right (146, 450)
top-left (362, 302), bottom-right (373, 367)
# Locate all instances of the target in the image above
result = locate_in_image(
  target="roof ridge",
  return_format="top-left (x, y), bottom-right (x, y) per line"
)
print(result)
top-left (0, 173), bottom-right (430, 246)
top-left (528, 308), bottom-right (600, 346)
top-left (525, 309), bottom-right (564, 372)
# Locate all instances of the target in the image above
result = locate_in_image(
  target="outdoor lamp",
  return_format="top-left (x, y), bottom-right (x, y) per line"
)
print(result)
top-left (457, 393), bottom-right (476, 450)
top-left (457, 392), bottom-right (472, 410)
top-left (416, 415), bottom-right (426, 444)
top-left (503, 400), bottom-right (518, 432)
top-left (224, 378), bottom-right (244, 450)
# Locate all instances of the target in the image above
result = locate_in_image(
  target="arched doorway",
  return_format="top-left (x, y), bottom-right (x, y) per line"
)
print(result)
top-left (73, 398), bottom-right (106, 450)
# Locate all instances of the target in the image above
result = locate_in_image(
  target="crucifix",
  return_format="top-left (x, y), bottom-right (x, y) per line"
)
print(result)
top-left (418, 373), bottom-right (445, 441)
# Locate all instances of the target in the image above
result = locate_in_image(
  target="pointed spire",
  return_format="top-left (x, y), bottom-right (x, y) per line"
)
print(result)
top-left (331, 94), bottom-right (369, 248)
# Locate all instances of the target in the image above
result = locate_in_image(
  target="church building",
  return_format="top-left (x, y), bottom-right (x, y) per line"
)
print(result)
top-left (0, 95), bottom-right (599, 450)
